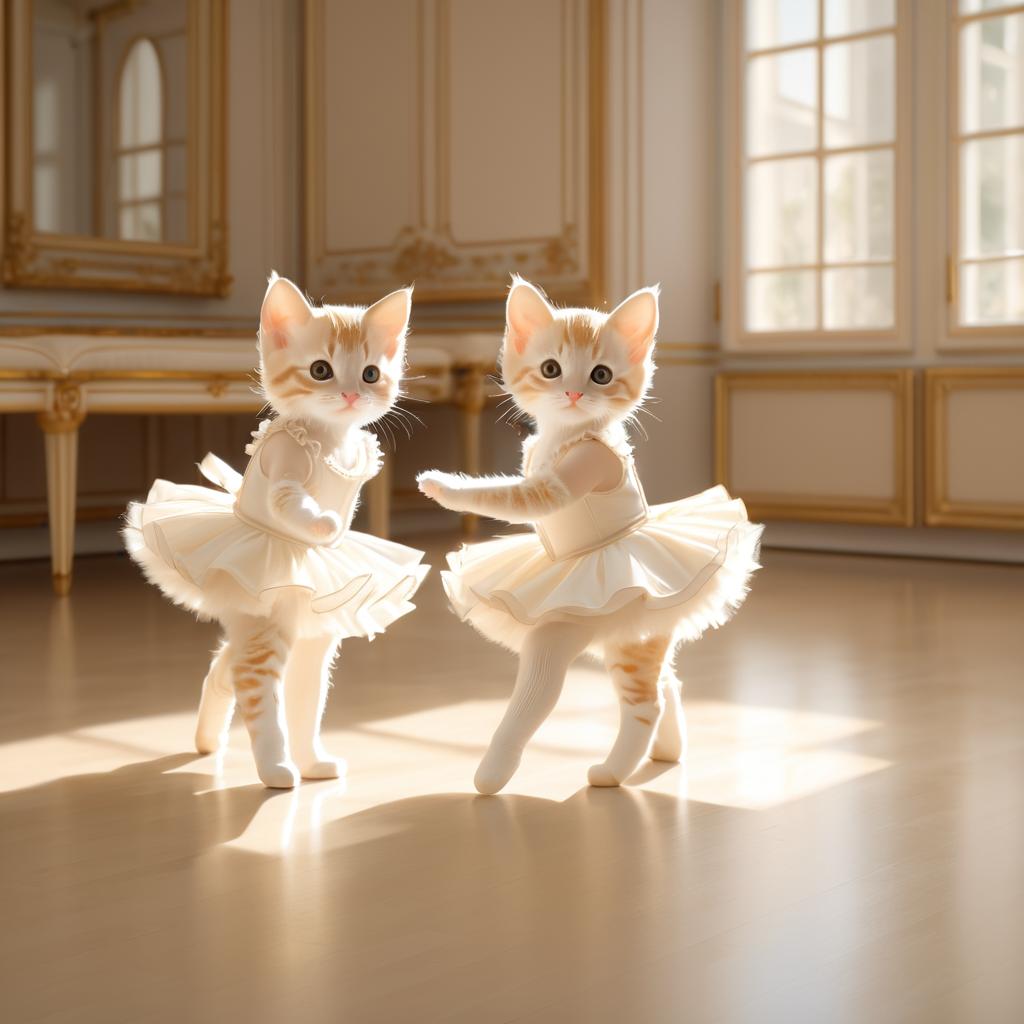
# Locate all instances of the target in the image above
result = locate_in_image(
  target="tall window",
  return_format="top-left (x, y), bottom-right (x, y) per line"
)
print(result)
top-left (740, 0), bottom-right (900, 336)
top-left (953, 1), bottom-right (1024, 328)
top-left (116, 38), bottom-right (163, 242)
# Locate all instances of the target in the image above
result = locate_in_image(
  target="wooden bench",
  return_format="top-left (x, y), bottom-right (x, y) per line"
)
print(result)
top-left (0, 331), bottom-right (499, 593)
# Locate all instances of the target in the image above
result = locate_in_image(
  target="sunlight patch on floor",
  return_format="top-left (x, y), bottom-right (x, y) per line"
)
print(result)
top-left (0, 671), bottom-right (889, 854)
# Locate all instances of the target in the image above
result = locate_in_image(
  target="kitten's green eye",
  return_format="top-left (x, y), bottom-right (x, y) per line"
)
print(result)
top-left (362, 365), bottom-right (381, 384)
top-left (541, 359), bottom-right (562, 379)
top-left (309, 359), bottom-right (333, 381)
top-left (590, 364), bottom-right (613, 385)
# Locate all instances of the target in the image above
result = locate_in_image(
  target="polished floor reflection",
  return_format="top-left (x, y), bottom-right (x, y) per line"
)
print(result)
top-left (2, 543), bottom-right (1023, 1023)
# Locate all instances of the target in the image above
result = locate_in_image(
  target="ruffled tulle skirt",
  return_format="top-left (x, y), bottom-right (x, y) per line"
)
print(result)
top-left (123, 463), bottom-right (429, 640)
top-left (442, 485), bottom-right (763, 654)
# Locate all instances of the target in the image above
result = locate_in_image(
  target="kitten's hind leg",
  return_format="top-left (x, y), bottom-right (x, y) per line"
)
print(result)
top-left (475, 621), bottom-right (594, 795)
top-left (195, 639), bottom-right (235, 754)
top-left (589, 634), bottom-right (672, 787)
top-left (285, 634), bottom-right (345, 780)
top-left (650, 669), bottom-right (687, 764)
top-left (225, 615), bottom-right (298, 789)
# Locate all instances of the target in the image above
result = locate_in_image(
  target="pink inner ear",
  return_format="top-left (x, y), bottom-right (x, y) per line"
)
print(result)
top-left (509, 327), bottom-right (529, 356)
top-left (263, 309), bottom-right (291, 350)
top-left (628, 337), bottom-right (650, 364)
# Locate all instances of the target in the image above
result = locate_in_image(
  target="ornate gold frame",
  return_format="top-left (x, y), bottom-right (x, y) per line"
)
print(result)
top-left (715, 370), bottom-right (915, 525)
top-left (924, 367), bottom-right (1024, 531)
top-left (1, 0), bottom-right (230, 295)
top-left (303, 0), bottom-right (604, 306)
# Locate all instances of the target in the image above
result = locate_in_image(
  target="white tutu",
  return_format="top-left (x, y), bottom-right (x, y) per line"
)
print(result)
top-left (442, 485), bottom-right (763, 654)
top-left (124, 438), bottom-right (429, 640)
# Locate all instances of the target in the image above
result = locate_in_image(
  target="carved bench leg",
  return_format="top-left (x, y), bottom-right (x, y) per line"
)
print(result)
top-left (38, 383), bottom-right (85, 597)
top-left (367, 455), bottom-right (392, 539)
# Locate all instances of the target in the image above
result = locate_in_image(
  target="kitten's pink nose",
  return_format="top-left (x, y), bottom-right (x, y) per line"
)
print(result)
top-left (341, 392), bottom-right (359, 407)
top-left (565, 391), bottom-right (583, 404)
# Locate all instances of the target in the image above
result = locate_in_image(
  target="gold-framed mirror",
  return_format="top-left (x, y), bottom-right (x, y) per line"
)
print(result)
top-left (1, 0), bottom-right (229, 295)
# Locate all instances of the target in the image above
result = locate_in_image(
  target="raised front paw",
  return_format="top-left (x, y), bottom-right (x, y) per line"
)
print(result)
top-left (310, 509), bottom-right (343, 542)
top-left (416, 470), bottom-right (462, 510)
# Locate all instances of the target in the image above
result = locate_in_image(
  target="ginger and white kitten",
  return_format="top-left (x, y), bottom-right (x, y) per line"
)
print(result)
top-left (194, 275), bottom-right (412, 787)
top-left (418, 277), bottom-right (686, 792)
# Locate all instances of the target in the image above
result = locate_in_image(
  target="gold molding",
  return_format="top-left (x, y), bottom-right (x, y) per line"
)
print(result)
top-left (1, 0), bottom-right (230, 296)
top-left (303, 0), bottom-right (605, 306)
top-left (37, 381), bottom-right (85, 432)
top-left (924, 367), bottom-right (1024, 531)
top-left (715, 370), bottom-right (915, 526)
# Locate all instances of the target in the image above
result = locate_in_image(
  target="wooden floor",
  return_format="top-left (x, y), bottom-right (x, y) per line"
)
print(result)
top-left (1, 541), bottom-right (1022, 1024)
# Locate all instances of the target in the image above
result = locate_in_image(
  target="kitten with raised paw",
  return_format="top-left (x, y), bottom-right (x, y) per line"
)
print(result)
top-left (419, 277), bottom-right (763, 794)
top-left (125, 274), bottom-right (429, 788)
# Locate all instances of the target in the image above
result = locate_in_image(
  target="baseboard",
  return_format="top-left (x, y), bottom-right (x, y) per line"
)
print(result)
top-left (761, 521), bottom-right (1024, 565)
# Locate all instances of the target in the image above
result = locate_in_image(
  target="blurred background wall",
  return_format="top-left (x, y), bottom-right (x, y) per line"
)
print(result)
top-left (1, 0), bottom-right (1022, 565)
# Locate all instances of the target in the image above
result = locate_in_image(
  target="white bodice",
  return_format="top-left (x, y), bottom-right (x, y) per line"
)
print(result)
top-left (529, 436), bottom-right (649, 561)
top-left (233, 421), bottom-right (380, 545)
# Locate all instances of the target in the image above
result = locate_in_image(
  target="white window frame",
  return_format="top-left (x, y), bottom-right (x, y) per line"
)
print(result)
top-left (947, 0), bottom-right (1024, 344)
top-left (722, 0), bottom-right (914, 354)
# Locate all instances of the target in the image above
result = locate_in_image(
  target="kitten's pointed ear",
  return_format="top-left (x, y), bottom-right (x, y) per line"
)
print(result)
top-left (260, 273), bottom-right (313, 350)
top-left (506, 276), bottom-right (555, 354)
top-left (606, 285), bottom-right (660, 363)
top-left (364, 286), bottom-right (413, 360)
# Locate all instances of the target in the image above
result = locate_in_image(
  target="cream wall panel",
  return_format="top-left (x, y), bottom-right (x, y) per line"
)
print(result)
top-left (641, 0), bottom-right (719, 345)
top-left (947, 392), bottom-right (1024, 505)
top-left (305, 0), bottom-right (601, 304)
top-left (320, 0), bottom-right (419, 253)
top-left (731, 391), bottom-right (894, 499)
top-left (925, 369), bottom-right (1024, 531)
top-left (716, 372), bottom-right (914, 525)
top-left (447, 0), bottom-right (564, 243)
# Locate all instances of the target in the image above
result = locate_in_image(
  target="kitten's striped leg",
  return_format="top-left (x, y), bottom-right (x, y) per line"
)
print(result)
top-left (225, 616), bottom-right (298, 789)
top-left (474, 621), bottom-right (594, 795)
top-left (285, 634), bottom-right (346, 780)
top-left (195, 638), bottom-right (235, 754)
top-left (650, 668), bottom-right (687, 764)
top-left (589, 634), bottom-right (673, 787)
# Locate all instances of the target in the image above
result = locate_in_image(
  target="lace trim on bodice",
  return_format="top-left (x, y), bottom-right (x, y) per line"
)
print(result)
top-left (245, 418), bottom-right (323, 460)
top-left (245, 418), bottom-right (382, 480)
top-left (523, 426), bottom-right (634, 475)
top-left (324, 432), bottom-right (382, 480)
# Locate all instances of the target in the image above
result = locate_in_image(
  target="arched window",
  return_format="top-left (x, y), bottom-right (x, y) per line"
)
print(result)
top-left (116, 38), bottom-right (163, 241)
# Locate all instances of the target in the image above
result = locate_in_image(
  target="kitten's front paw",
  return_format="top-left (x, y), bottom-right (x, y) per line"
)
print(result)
top-left (416, 471), bottom-right (461, 510)
top-left (310, 509), bottom-right (343, 542)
